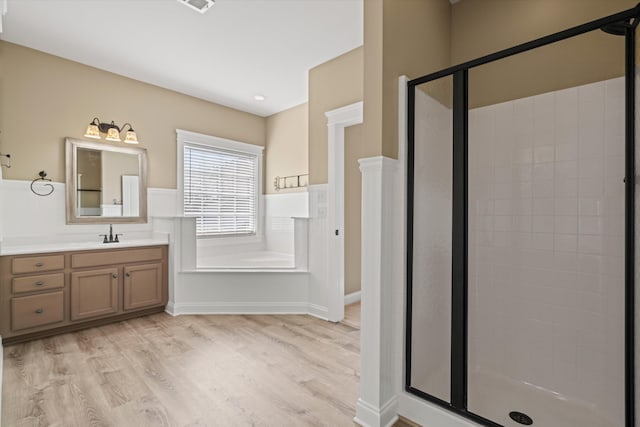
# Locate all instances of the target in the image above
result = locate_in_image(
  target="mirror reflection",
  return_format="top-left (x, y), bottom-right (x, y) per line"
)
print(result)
top-left (65, 137), bottom-right (147, 224)
top-left (76, 148), bottom-right (140, 217)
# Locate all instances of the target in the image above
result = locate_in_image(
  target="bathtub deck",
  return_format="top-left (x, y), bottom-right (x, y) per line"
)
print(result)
top-left (198, 250), bottom-right (295, 269)
top-left (2, 311), bottom-right (362, 426)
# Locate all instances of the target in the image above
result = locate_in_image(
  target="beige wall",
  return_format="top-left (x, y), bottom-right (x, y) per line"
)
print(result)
top-left (0, 41), bottom-right (265, 189)
top-left (344, 123), bottom-right (363, 295)
top-left (308, 47), bottom-right (363, 185)
top-left (265, 103), bottom-right (308, 195)
top-left (364, 0), bottom-right (451, 160)
top-left (452, 0), bottom-right (636, 108)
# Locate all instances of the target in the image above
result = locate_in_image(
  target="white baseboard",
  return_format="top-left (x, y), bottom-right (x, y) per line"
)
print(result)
top-left (307, 303), bottom-right (329, 320)
top-left (354, 396), bottom-right (399, 427)
top-left (168, 301), bottom-right (310, 315)
top-left (344, 290), bottom-right (361, 305)
top-left (165, 302), bottom-right (177, 316)
top-left (398, 393), bottom-right (478, 427)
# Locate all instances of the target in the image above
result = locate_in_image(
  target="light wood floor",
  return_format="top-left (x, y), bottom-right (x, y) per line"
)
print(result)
top-left (342, 302), bottom-right (360, 329)
top-left (3, 310), bottom-right (361, 427)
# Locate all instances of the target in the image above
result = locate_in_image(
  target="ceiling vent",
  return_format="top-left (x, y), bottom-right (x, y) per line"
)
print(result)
top-left (177, 0), bottom-right (215, 14)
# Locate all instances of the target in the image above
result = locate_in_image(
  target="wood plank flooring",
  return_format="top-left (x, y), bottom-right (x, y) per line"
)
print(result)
top-left (342, 302), bottom-right (360, 330)
top-left (3, 310), bottom-right (361, 427)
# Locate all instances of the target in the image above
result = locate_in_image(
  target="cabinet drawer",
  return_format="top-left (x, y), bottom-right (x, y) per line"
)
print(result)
top-left (12, 291), bottom-right (64, 331)
top-left (71, 247), bottom-right (163, 268)
top-left (12, 255), bottom-right (65, 274)
top-left (12, 273), bottom-right (65, 294)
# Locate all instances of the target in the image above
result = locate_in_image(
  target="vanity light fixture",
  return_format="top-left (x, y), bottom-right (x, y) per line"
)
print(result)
top-left (84, 118), bottom-right (139, 144)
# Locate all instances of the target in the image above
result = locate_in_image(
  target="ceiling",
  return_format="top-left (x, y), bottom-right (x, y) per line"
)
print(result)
top-left (0, 0), bottom-right (363, 117)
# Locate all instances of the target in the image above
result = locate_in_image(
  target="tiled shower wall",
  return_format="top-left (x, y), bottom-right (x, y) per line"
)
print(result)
top-left (468, 77), bottom-right (625, 420)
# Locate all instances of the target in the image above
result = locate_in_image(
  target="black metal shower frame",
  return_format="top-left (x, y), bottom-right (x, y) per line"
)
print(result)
top-left (405, 5), bottom-right (640, 427)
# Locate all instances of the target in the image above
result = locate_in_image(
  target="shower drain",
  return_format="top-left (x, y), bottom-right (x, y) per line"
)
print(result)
top-left (509, 411), bottom-right (533, 425)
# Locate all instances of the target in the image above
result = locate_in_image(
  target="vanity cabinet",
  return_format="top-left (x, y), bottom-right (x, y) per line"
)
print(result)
top-left (70, 267), bottom-right (119, 321)
top-left (0, 245), bottom-right (168, 345)
top-left (123, 263), bottom-right (163, 311)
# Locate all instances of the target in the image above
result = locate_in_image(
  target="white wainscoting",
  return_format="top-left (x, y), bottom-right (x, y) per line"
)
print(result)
top-left (0, 180), bottom-right (175, 241)
top-left (167, 269), bottom-right (309, 315)
top-left (307, 184), bottom-right (329, 320)
top-left (264, 192), bottom-right (309, 255)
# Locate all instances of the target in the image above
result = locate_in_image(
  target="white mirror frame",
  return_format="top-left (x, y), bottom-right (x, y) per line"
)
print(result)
top-left (65, 137), bottom-right (148, 224)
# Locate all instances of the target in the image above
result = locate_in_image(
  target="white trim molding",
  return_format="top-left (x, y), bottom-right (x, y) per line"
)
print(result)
top-left (355, 396), bottom-right (399, 427)
top-left (167, 301), bottom-right (309, 315)
top-left (356, 76), bottom-right (410, 427)
top-left (399, 393), bottom-right (479, 427)
top-left (356, 155), bottom-right (400, 427)
top-left (325, 101), bottom-right (364, 322)
top-left (307, 303), bottom-right (329, 320)
top-left (344, 290), bottom-right (361, 305)
top-left (175, 128), bottom-right (265, 239)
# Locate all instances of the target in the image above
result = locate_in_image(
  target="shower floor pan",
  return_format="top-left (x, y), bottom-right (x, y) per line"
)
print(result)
top-left (467, 370), bottom-right (619, 427)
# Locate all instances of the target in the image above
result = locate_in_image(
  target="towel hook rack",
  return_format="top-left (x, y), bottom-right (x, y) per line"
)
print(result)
top-left (30, 171), bottom-right (54, 197)
top-left (0, 153), bottom-right (10, 168)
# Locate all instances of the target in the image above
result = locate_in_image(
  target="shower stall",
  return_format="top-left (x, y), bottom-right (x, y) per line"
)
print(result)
top-left (406, 6), bottom-right (638, 427)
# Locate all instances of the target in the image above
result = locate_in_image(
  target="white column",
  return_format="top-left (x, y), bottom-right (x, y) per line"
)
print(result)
top-left (355, 155), bottom-right (401, 427)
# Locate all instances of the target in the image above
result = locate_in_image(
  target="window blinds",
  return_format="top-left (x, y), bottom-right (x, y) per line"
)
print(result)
top-left (184, 143), bottom-right (257, 237)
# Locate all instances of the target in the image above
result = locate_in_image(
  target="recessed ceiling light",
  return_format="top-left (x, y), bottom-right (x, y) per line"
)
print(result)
top-left (254, 95), bottom-right (266, 101)
top-left (177, 0), bottom-right (214, 14)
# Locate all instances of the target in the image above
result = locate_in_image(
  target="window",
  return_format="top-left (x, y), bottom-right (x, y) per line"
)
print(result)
top-left (178, 130), bottom-right (263, 238)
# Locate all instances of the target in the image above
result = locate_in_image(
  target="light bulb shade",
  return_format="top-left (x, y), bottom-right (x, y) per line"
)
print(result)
top-left (105, 127), bottom-right (121, 142)
top-left (124, 130), bottom-right (138, 144)
top-left (84, 124), bottom-right (100, 139)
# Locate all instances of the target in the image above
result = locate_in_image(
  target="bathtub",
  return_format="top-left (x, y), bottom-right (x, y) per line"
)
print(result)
top-left (197, 249), bottom-right (294, 269)
top-left (194, 215), bottom-right (307, 270)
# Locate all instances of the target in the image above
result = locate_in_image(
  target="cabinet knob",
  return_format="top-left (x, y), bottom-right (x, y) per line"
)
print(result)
top-left (112, 274), bottom-right (118, 279)
top-left (34, 281), bottom-right (44, 286)
top-left (34, 308), bottom-right (43, 314)
top-left (125, 272), bottom-right (131, 277)
top-left (35, 262), bottom-right (44, 267)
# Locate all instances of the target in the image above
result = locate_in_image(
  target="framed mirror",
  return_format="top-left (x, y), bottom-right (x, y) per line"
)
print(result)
top-left (65, 137), bottom-right (148, 224)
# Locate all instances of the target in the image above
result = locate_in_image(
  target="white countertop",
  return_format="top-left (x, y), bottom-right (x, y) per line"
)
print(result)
top-left (0, 237), bottom-right (169, 256)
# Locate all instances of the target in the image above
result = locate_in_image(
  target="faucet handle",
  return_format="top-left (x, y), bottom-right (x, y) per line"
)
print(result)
top-left (99, 234), bottom-right (108, 243)
top-left (114, 234), bottom-right (123, 243)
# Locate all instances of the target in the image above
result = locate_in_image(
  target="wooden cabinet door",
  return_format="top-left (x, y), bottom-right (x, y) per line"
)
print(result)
top-left (123, 263), bottom-right (162, 311)
top-left (70, 268), bottom-right (119, 321)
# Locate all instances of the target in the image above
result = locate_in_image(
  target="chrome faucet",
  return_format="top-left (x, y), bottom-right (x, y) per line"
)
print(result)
top-left (100, 224), bottom-right (123, 243)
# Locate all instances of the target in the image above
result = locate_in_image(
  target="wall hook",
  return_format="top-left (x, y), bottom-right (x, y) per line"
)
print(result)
top-left (0, 153), bottom-right (10, 168)
top-left (30, 171), bottom-right (54, 197)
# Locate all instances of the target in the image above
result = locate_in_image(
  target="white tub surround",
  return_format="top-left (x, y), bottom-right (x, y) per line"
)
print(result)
top-left (161, 216), bottom-right (312, 316)
top-left (193, 192), bottom-right (309, 270)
